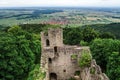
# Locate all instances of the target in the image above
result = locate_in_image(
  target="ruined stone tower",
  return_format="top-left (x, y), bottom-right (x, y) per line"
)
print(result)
top-left (41, 28), bottom-right (109, 80)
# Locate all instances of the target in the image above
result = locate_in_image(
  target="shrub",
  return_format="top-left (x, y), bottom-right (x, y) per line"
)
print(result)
top-left (78, 50), bottom-right (92, 67)
top-left (80, 40), bottom-right (88, 46)
top-left (27, 64), bottom-right (46, 80)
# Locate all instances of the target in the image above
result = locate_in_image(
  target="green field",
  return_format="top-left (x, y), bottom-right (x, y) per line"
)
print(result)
top-left (0, 7), bottom-right (120, 26)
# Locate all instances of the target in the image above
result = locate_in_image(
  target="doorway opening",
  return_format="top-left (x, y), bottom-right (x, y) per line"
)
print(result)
top-left (50, 73), bottom-right (57, 80)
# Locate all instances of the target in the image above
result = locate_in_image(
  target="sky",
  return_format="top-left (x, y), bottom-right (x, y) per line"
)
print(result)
top-left (0, 0), bottom-right (120, 7)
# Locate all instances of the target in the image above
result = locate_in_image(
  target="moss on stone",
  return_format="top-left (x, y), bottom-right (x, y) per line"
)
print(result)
top-left (71, 54), bottom-right (77, 59)
top-left (90, 67), bottom-right (96, 74)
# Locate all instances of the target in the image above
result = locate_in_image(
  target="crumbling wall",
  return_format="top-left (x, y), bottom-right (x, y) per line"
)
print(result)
top-left (40, 28), bottom-right (109, 80)
top-left (78, 60), bottom-right (109, 80)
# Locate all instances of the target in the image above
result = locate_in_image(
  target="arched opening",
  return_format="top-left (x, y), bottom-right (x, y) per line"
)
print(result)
top-left (49, 58), bottom-right (52, 64)
top-left (50, 73), bottom-right (57, 80)
top-left (54, 46), bottom-right (57, 53)
top-left (46, 39), bottom-right (50, 46)
top-left (74, 71), bottom-right (80, 76)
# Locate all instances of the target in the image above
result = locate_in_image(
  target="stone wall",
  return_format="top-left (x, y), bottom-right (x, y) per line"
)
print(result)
top-left (79, 60), bottom-right (109, 80)
top-left (41, 28), bottom-right (63, 48)
top-left (40, 28), bottom-right (109, 80)
top-left (41, 46), bottom-right (86, 79)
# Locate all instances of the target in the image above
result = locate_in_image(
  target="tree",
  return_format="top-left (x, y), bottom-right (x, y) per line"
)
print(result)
top-left (80, 40), bottom-right (88, 46)
top-left (0, 26), bottom-right (41, 80)
top-left (90, 38), bottom-right (120, 73)
top-left (100, 32), bottom-right (116, 39)
top-left (82, 27), bottom-right (99, 42)
top-left (107, 52), bottom-right (120, 80)
top-left (63, 28), bottom-right (83, 45)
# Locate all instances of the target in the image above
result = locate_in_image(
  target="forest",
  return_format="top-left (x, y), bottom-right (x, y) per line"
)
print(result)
top-left (0, 23), bottom-right (120, 80)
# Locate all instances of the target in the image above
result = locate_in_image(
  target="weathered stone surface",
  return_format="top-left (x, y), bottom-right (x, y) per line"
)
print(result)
top-left (40, 28), bottom-right (109, 80)
top-left (80, 60), bottom-right (109, 80)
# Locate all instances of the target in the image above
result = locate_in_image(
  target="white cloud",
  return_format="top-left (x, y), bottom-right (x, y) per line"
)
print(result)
top-left (0, 0), bottom-right (119, 7)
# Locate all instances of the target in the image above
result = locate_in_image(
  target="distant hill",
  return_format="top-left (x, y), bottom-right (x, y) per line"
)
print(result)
top-left (0, 22), bottom-right (120, 39)
top-left (84, 23), bottom-right (120, 39)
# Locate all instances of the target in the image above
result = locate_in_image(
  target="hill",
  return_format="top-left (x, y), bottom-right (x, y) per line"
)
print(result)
top-left (86, 23), bottom-right (120, 39)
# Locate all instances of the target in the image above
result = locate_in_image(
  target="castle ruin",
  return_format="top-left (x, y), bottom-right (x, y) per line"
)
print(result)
top-left (40, 28), bottom-right (109, 80)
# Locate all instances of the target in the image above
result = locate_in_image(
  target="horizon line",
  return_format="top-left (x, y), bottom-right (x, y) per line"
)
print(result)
top-left (0, 6), bottom-right (120, 8)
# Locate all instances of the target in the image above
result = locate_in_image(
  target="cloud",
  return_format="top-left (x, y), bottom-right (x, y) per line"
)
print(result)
top-left (0, 0), bottom-right (119, 7)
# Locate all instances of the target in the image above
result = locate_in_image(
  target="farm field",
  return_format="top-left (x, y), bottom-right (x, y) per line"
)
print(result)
top-left (0, 7), bottom-right (120, 26)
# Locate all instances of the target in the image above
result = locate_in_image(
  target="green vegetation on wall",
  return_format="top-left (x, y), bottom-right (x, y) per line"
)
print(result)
top-left (71, 54), bottom-right (77, 60)
top-left (78, 50), bottom-right (92, 67)
top-left (90, 67), bottom-right (96, 74)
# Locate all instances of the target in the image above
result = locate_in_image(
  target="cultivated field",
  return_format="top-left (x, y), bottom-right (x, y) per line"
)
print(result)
top-left (0, 7), bottom-right (120, 26)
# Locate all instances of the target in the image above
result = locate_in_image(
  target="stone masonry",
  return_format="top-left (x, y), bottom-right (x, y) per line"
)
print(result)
top-left (40, 28), bottom-right (109, 80)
